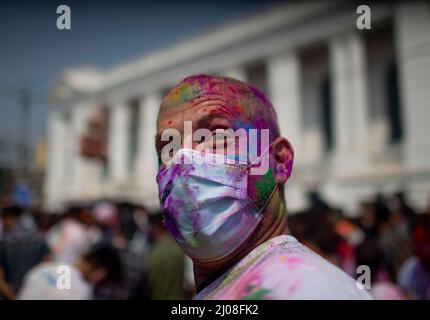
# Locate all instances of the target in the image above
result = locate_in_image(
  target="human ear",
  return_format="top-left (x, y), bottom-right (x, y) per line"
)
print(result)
top-left (272, 136), bottom-right (294, 184)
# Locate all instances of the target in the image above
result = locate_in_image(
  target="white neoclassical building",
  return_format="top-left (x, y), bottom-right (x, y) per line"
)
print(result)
top-left (45, 1), bottom-right (430, 215)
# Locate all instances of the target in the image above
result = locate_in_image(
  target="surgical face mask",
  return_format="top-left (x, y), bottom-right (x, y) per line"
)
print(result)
top-left (156, 148), bottom-right (276, 262)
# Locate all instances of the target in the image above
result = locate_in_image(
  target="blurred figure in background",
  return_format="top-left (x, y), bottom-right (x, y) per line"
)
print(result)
top-left (355, 238), bottom-right (405, 300)
top-left (375, 197), bottom-right (412, 280)
top-left (359, 201), bottom-right (379, 238)
top-left (129, 205), bottom-right (150, 261)
top-left (0, 205), bottom-right (50, 299)
top-left (147, 212), bottom-right (185, 299)
top-left (398, 214), bottom-right (430, 300)
top-left (289, 208), bottom-right (357, 277)
top-left (18, 261), bottom-right (91, 300)
top-left (89, 202), bottom-right (149, 300)
top-left (357, 198), bottom-right (412, 279)
top-left (390, 191), bottom-right (416, 225)
top-left (92, 202), bottom-right (122, 246)
top-left (76, 243), bottom-right (122, 299)
top-left (46, 206), bottom-right (92, 264)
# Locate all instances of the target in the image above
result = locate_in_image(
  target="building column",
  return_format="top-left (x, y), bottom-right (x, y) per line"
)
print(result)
top-left (108, 101), bottom-right (130, 186)
top-left (330, 32), bottom-right (368, 176)
top-left (394, 2), bottom-right (430, 209)
top-left (44, 108), bottom-right (67, 210)
top-left (136, 93), bottom-right (161, 210)
top-left (267, 51), bottom-right (306, 212)
top-left (267, 52), bottom-right (302, 155)
top-left (395, 2), bottom-right (430, 170)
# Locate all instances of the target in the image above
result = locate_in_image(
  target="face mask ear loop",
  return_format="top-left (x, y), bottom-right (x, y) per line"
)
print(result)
top-left (246, 141), bottom-right (274, 169)
top-left (258, 183), bottom-right (278, 215)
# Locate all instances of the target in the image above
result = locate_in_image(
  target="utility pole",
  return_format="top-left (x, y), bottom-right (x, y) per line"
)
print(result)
top-left (17, 87), bottom-right (31, 179)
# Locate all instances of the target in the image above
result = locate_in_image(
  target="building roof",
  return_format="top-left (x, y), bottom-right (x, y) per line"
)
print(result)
top-left (50, 1), bottom-right (342, 102)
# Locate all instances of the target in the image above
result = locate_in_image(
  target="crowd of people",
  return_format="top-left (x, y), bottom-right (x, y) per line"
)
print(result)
top-left (0, 191), bottom-right (429, 300)
top-left (289, 191), bottom-right (430, 300)
top-left (0, 201), bottom-right (192, 300)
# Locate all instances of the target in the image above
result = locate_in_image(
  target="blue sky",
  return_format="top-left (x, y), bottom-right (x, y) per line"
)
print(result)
top-left (0, 0), bottom-right (279, 166)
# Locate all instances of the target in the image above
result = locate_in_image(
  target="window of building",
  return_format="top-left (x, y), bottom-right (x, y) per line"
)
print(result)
top-left (299, 44), bottom-right (333, 156)
top-left (386, 61), bottom-right (402, 143)
top-left (321, 76), bottom-right (333, 151)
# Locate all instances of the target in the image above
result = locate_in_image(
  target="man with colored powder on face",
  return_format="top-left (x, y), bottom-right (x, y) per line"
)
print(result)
top-left (155, 74), bottom-right (372, 300)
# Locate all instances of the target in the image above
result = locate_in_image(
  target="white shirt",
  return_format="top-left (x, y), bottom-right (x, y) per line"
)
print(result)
top-left (195, 235), bottom-right (373, 300)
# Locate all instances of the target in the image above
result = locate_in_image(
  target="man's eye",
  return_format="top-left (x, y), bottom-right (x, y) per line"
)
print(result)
top-left (213, 132), bottom-right (226, 140)
top-left (213, 131), bottom-right (235, 141)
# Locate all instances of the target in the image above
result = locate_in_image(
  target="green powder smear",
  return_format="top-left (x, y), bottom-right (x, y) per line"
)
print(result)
top-left (243, 288), bottom-right (271, 300)
top-left (255, 168), bottom-right (276, 208)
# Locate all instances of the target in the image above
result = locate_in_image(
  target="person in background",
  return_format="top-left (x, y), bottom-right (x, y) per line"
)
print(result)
top-left (75, 243), bottom-right (123, 299)
top-left (333, 208), bottom-right (365, 277)
top-left (355, 237), bottom-right (406, 300)
top-left (375, 198), bottom-right (412, 280)
top-left (0, 205), bottom-right (50, 299)
top-left (129, 206), bottom-right (150, 262)
top-left (46, 206), bottom-right (92, 264)
top-left (358, 201), bottom-right (380, 239)
top-left (92, 202), bottom-right (123, 246)
top-left (398, 214), bottom-right (430, 300)
top-left (90, 202), bottom-right (149, 300)
top-left (147, 212), bottom-right (185, 299)
top-left (357, 197), bottom-right (412, 280)
top-left (390, 191), bottom-right (415, 224)
top-left (18, 261), bottom-right (91, 300)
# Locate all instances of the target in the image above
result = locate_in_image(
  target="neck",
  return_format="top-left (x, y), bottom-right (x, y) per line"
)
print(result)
top-left (193, 187), bottom-right (289, 293)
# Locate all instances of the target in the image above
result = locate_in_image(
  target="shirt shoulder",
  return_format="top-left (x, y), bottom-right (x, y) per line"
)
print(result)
top-left (200, 236), bottom-right (372, 300)
top-left (247, 242), bottom-right (371, 299)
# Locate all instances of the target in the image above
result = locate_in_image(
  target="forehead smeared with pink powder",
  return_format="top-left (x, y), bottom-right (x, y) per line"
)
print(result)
top-left (159, 74), bottom-right (280, 138)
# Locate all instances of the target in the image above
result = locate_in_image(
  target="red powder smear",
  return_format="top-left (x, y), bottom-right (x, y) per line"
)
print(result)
top-left (168, 120), bottom-right (172, 125)
top-left (206, 104), bottom-right (235, 118)
top-left (286, 256), bottom-right (304, 265)
top-left (288, 279), bottom-right (301, 295)
top-left (279, 255), bottom-right (304, 267)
